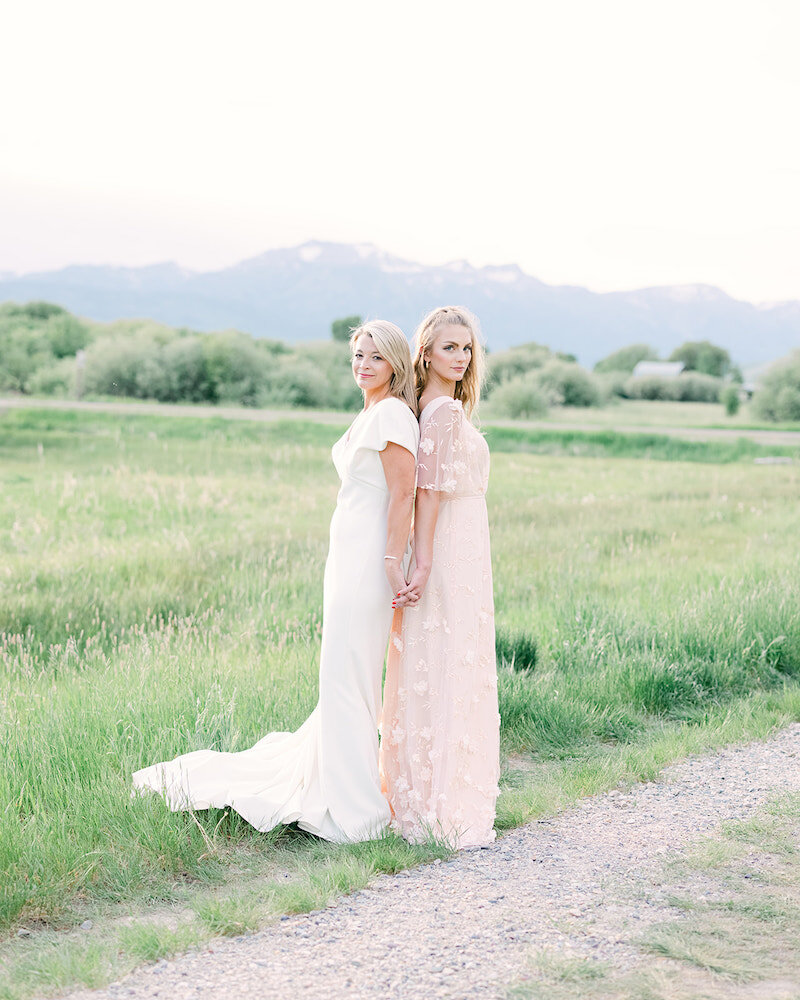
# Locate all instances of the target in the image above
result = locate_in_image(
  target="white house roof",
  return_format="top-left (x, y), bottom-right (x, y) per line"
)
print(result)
top-left (632, 361), bottom-right (685, 378)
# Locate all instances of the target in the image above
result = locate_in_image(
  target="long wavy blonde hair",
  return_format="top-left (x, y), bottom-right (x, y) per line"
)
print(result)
top-left (413, 306), bottom-right (486, 417)
top-left (349, 320), bottom-right (417, 412)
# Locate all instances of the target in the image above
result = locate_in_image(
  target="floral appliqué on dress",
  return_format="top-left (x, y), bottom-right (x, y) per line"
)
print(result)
top-left (380, 398), bottom-right (500, 849)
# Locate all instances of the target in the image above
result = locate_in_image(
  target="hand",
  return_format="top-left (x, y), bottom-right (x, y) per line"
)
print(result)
top-left (394, 565), bottom-right (430, 609)
top-left (385, 560), bottom-right (409, 608)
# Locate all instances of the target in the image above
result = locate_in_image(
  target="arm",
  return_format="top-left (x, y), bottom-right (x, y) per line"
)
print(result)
top-left (396, 487), bottom-right (440, 606)
top-left (395, 401), bottom-right (461, 606)
top-left (379, 441), bottom-right (417, 603)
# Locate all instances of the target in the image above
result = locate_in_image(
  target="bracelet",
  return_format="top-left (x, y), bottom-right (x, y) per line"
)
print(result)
top-left (384, 555), bottom-right (399, 561)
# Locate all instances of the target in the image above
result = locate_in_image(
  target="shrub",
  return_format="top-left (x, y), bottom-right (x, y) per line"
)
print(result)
top-left (721, 384), bottom-right (740, 416)
top-left (0, 301), bottom-right (66, 322)
top-left (305, 341), bottom-right (362, 409)
top-left (486, 342), bottom-right (552, 392)
top-left (594, 370), bottom-right (628, 399)
top-left (491, 359), bottom-right (603, 412)
top-left (160, 337), bottom-right (212, 402)
top-left (83, 334), bottom-right (157, 397)
top-left (623, 374), bottom-right (669, 400)
top-left (262, 357), bottom-right (331, 408)
top-left (255, 338), bottom-right (292, 359)
top-left (43, 313), bottom-right (92, 358)
top-left (100, 318), bottom-right (176, 346)
top-left (27, 357), bottom-right (76, 397)
top-left (203, 331), bottom-right (269, 406)
top-left (669, 339), bottom-right (731, 378)
top-left (490, 374), bottom-right (549, 418)
top-left (751, 351), bottom-right (800, 422)
top-left (0, 303), bottom-right (93, 392)
top-left (623, 372), bottom-right (721, 402)
top-left (331, 315), bottom-right (362, 343)
top-left (532, 359), bottom-right (603, 407)
top-left (594, 343), bottom-right (657, 373)
top-left (0, 324), bottom-right (55, 392)
top-left (85, 331), bottom-right (220, 403)
top-left (258, 342), bottom-right (361, 410)
top-left (670, 372), bottom-right (722, 403)
top-left (134, 353), bottom-right (175, 401)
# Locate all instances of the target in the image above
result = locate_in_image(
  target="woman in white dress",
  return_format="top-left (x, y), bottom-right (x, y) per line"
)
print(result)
top-left (134, 321), bottom-right (419, 843)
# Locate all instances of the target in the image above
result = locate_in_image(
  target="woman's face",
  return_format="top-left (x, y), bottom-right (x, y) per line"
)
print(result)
top-left (352, 334), bottom-right (394, 396)
top-left (425, 325), bottom-right (473, 384)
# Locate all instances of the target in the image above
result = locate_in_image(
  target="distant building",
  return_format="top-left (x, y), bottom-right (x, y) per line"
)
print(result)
top-left (740, 381), bottom-right (757, 399)
top-left (632, 361), bottom-right (685, 378)
top-left (740, 362), bottom-right (770, 399)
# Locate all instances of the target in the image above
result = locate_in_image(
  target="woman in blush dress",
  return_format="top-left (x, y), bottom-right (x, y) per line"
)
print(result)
top-left (381, 306), bottom-right (500, 849)
top-left (134, 321), bottom-right (419, 844)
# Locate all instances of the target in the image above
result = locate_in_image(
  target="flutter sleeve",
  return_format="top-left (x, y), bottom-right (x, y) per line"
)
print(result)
top-left (416, 400), bottom-right (466, 493)
top-left (362, 398), bottom-right (419, 457)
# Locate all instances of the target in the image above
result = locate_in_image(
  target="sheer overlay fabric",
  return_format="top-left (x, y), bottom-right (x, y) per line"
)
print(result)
top-left (380, 397), bottom-right (500, 848)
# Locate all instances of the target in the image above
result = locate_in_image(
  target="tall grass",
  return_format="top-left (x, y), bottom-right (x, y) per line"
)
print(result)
top-left (484, 425), bottom-right (800, 462)
top-left (484, 397), bottom-right (800, 432)
top-left (1, 407), bottom-right (799, 942)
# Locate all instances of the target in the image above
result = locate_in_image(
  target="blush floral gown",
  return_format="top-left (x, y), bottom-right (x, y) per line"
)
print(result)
top-left (380, 396), bottom-right (500, 848)
top-left (133, 398), bottom-right (419, 844)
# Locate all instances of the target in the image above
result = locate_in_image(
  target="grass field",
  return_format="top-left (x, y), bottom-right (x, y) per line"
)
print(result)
top-left (484, 397), bottom-right (800, 432)
top-left (1, 405), bottom-right (800, 998)
top-left (9, 393), bottom-right (800, 435)
top-left (571, 398), bottom-right (800, 430)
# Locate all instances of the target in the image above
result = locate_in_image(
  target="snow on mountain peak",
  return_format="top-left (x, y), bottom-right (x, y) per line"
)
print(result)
top-left (659, 284), bottom-right (727, 303)
top-left (354, 243), bottom-right (381, 260)
top-left (442, 260), bottom-right (473, 274)
top-left (484, 265), bottom-right (522, 285)
top-left (298, 244), bottom-right (323, 263)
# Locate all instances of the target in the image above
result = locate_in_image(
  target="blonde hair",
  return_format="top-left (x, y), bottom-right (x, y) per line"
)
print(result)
top-left (349, 320), bottom-right (417, 412)
top-left (413, 305), bottom-right (486, 417)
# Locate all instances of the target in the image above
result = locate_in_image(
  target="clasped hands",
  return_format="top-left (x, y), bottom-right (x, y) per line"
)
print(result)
top-left (387, 563), bottom-right (431, 611)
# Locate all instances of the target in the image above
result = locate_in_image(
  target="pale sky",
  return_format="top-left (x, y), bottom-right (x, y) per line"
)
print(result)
top-left (1, 0), bottom-right (799, 303)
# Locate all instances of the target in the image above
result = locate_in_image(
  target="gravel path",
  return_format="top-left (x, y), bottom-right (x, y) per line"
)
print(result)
top-left (58, 723), bottom-right (800, 1000)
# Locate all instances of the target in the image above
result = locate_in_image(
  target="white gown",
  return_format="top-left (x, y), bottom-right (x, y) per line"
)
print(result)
top-left (133, 397), bottom-right (419, 843)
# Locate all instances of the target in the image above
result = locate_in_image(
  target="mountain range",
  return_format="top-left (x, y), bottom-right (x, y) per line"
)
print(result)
top-left (1, 242), bottom-right (798, 366)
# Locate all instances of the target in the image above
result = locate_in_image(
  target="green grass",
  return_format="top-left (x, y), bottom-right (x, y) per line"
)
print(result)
top-left (116, 922), bottom-right (201, 962)
top-left (15, 390), bottom-right (799, 433)
top-left (496, 688), bottom-right (800, 830)
top-left (484, 424), bottom-right (800, 462)
top-left (0, 938), bottom-right (115, 1000)
top-left (485, 397), bottom-right (800, 432)
top-left (1, 405), bottom-right (800, 998)
top-left (509, 951), bottom-right (618, 999)
top-left (192, 896), bottom-right (261, 936)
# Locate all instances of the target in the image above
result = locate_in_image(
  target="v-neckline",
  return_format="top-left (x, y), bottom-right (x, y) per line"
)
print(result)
top-left (344, 411), bottom-right (362, 445)
top-left (345, 399), bottom-right (377, 444)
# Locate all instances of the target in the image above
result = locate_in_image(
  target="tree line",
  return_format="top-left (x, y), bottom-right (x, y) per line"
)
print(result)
top-left (1, 302), bottom-right (798, 421)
